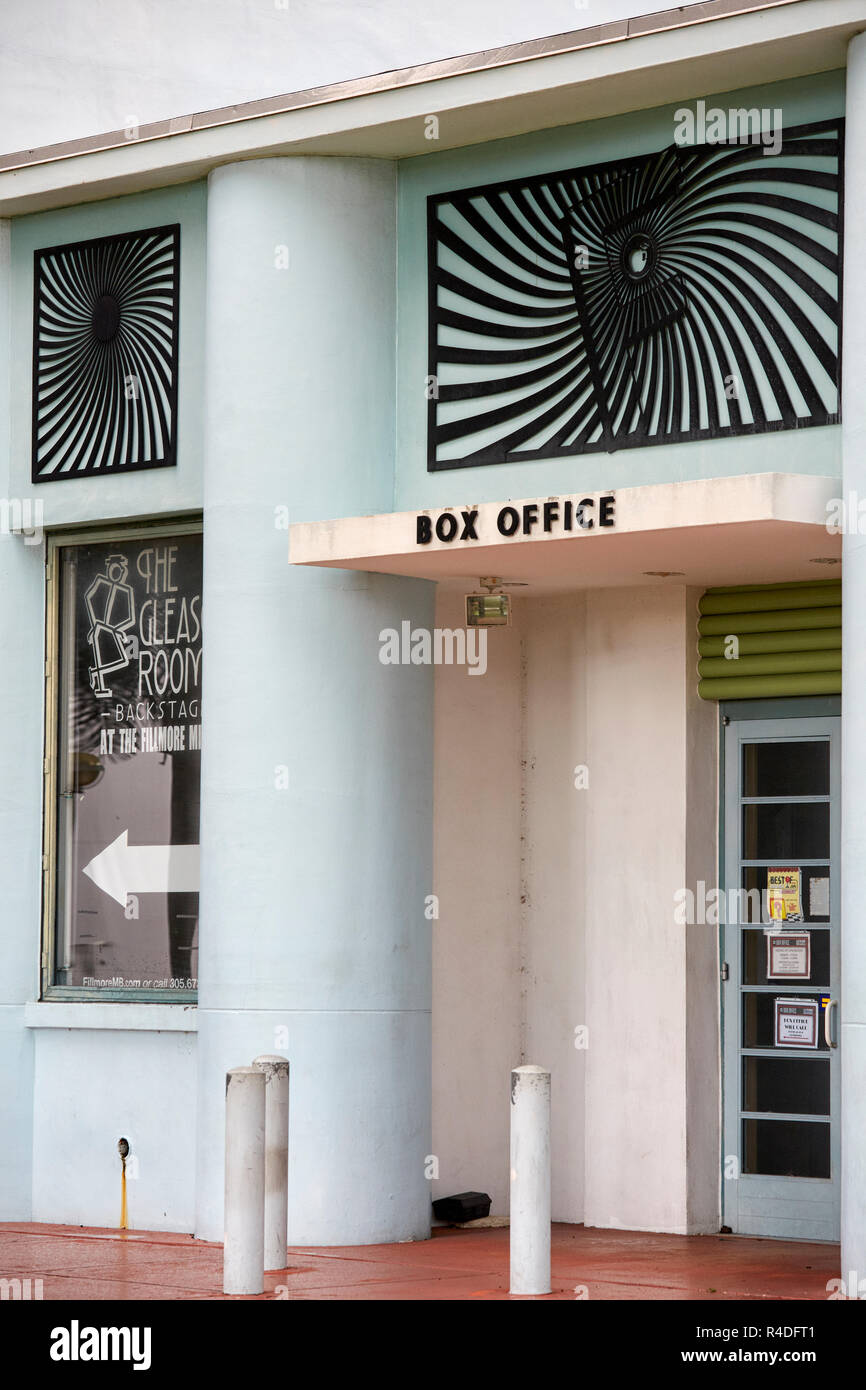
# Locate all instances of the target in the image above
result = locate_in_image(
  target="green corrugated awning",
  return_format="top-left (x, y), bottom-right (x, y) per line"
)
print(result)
top-left (697, 580), bottom-right (841, 701)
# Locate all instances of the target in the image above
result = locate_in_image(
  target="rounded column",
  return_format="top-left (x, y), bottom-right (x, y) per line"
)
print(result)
top-left (195, 158), bottom-right (434, 1245)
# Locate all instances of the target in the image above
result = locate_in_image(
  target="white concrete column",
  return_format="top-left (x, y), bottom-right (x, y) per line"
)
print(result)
top-left (509, 1064), bottom-right (551, 1296)
top-left (253, 1055), bottom-right (289, 1271)
top-left (195, 158), bottom-right (434, 1246)
top-left (583, 586), bottom-right (718, 1235)
top-left (841, 30), bottom-right (866, 1283)
top-left (223, 1067), bottom-right (265, 1295)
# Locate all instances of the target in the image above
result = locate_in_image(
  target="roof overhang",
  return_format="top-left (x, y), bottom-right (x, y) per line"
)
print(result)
top-left (0, 0), bottom-right (864, 216)
top-left (288, 473), bottom-right (842, 595)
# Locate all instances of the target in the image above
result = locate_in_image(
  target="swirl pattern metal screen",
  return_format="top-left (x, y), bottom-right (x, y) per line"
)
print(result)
top-left (32, 224), bottom-right (180, 481)
top-left (427, 120), bottom-right (842, 471)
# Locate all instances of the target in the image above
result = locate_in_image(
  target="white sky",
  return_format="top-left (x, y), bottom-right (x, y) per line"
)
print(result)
top-left (0, 0), bottom-right (703, 152)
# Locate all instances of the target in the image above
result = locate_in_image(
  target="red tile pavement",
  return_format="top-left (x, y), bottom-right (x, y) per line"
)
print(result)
top-left (0, 1221), bottom-right (841, 1301)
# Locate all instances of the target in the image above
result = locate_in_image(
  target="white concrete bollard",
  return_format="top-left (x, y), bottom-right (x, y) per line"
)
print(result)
top-left (253, 1055), bottom-right (290, 1271)
top-left (509, 1064), bottom-right (551, 1296)
top-left (223, 1066), bottom-right (266, 1295)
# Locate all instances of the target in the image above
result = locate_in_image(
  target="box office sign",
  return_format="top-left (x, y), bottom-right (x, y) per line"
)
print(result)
top-left (415, 493), bottom-right (616, 546)
top-left (49, 532), bottom-right (202, 996)
top-left (774, 998), bottom-right (820, 1049)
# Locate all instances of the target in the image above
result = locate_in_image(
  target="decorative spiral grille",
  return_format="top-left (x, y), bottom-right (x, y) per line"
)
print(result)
top-left (32, 224), bottom-right (180, 481)
top-left (427, 120), bottom-right (842, 471)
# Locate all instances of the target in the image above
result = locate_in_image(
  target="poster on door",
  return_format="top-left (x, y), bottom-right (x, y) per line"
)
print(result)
top-left (774, 997), bottom-right (819, 1048)
top-left (767, 932), bottom-right (811, 980)
top-left (767, 867), bottom-right (803, 921)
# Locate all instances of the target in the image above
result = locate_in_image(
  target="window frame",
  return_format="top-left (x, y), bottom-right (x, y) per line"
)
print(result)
top-left (41, 517), bottom-right (203, 1004)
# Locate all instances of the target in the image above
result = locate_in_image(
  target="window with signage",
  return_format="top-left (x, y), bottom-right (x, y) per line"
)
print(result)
top-left (43, 525), bottom-right (202, 1000)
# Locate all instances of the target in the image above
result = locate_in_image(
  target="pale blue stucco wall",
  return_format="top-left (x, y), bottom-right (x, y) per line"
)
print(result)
top-left (0, 159), bottom-right (436, 1242)
top-left (0, 63), bottom-right (850, 1239)
top-left (0, 181), bottom-right (206, 1224)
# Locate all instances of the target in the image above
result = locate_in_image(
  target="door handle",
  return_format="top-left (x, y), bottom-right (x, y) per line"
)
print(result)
top-left (824, 998), bottom-right (839, 1049)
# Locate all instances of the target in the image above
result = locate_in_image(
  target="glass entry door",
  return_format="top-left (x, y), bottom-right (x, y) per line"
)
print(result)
top-left (722, 715), bottom-right (840, 1241)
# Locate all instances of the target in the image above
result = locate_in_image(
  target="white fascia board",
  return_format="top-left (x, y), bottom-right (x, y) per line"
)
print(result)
top-left (0, 0), bottom-right (863, 215)
top-left (288, 472), bottom-right (839, 569)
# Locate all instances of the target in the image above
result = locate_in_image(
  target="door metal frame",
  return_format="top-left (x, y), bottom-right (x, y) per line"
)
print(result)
top-left (720, 698), bottom-right (841, 1241)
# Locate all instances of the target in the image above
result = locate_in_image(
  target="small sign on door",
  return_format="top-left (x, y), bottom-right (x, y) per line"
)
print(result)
top-left (774, 997), bottom-right (820, 1049)
top-left (767, 867), bottom-right (802, 921)
top-left (767, 932), bottom-right (811, 980)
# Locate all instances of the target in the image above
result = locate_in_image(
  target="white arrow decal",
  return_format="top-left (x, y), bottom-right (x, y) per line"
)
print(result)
top-left (82, 830), bottom-right (200, 906)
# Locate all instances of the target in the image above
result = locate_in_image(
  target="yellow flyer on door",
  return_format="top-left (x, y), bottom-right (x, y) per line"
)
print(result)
top-left (767, 867), bottom-right (802, 921)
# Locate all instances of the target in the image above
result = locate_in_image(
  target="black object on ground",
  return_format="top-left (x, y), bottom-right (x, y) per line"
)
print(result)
top-left (432, 1191), bottom-right (492, 1223)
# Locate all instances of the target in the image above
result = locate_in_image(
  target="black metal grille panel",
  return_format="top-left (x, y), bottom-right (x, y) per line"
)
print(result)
top-left (427, 120), bottom-right (842, 471)
top-left (32, 224), bottom-right (180, 481)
